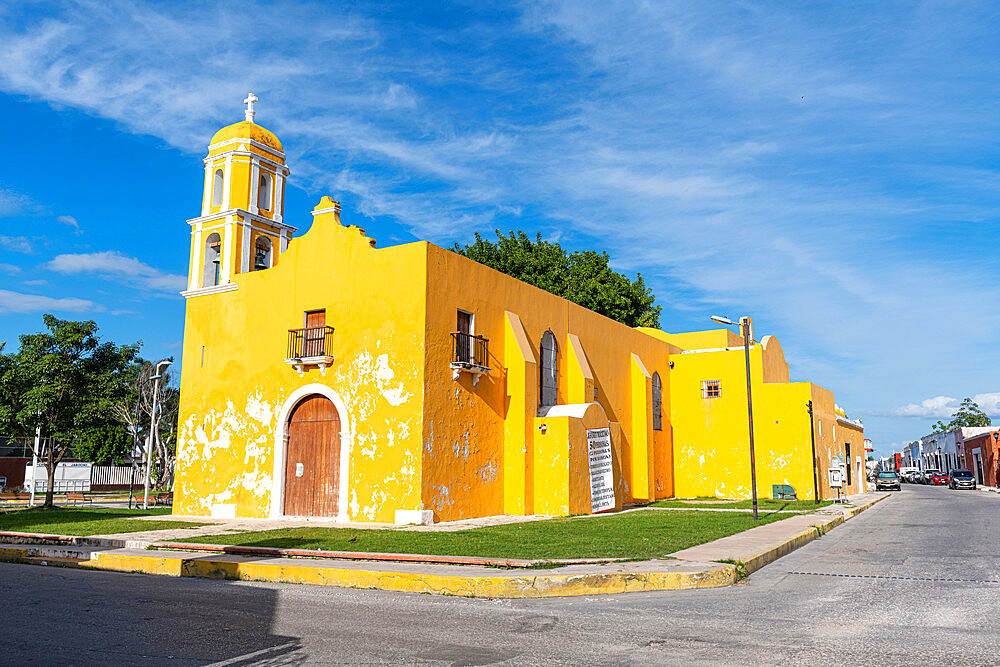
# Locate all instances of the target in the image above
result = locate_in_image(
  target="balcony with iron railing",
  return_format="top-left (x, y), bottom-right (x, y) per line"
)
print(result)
top-left (450, 331), bottom-right (490, 385)
top-left (284, 326), bottom-right (335, 376)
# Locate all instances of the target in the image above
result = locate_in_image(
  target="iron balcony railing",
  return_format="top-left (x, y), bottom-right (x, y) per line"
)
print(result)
top-left (287, 326), bottom-right (335, 359)
top-left (451, 331), bottom-right (489, 369)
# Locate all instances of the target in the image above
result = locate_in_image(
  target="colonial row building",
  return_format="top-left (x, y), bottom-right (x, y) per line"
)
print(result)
top-left (173, 99), bottom-right (865, 523)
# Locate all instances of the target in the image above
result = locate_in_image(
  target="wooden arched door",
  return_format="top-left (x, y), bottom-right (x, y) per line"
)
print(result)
top-left (284, 395), bottom-right (341, 516)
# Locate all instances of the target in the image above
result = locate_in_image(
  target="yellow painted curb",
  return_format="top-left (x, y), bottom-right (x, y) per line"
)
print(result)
top-left (87, 551), bottom-right (737, 598)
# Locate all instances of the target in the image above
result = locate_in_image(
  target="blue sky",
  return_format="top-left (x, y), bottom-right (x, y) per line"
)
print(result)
top-left (1, 1), bottom-right (999, 456)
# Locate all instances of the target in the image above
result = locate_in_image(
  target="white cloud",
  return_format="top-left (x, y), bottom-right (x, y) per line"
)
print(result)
top-left (891, 396), bottom-right (961, 418)
top-left (45, 251), bottom-right (186, 294)
top-left (971, 393), bottom-right (1000, 418)
top-left (891, 393), bottom-right (1000, 418)
top-left (0, 263), bottom-right (20, 273)
top-left (0, 187), bottom-right (32, 216)
top-left (0, 289), bottom-right (97, 314)
top-left (57, 215), bottom-right (82, 234)
top-left (0, 235), bottom-right (32, 253)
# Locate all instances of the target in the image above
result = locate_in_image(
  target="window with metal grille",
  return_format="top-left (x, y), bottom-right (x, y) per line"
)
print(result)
top-left (702, 380), bottom-right (721, 399)
top-left (652, 372), bottom-right (662, 430)
top-left (539, 331), bottom-right (557, 407)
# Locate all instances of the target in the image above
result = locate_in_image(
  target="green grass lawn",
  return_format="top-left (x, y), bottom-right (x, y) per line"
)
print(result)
top-left (178, 509), bottom-right (794, 560)
top-left (649, 498), bottom-right (834, 511)
top-left (0, 507), bottom-right (207, 536)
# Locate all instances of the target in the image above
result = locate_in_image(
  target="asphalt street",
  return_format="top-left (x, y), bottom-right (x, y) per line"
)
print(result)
top-left (1, 484), bottom-right (998, 666)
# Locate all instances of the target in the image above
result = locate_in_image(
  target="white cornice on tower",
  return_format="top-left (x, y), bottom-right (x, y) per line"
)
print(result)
top-left (187, 208), bottom-right (298, 235)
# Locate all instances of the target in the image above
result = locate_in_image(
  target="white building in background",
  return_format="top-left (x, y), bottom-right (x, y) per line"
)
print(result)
top-left (903, 440), bottom-right (924, 470)
top-left (912, 427), bottom-right (994, 472)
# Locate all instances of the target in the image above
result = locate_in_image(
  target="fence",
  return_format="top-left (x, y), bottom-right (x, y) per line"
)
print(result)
top-left (21, 463), bottom-right (142, 492)
top-left (92, 465), bottom-right (139, 487)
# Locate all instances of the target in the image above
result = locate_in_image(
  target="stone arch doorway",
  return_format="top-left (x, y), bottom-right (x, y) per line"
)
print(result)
top-left (284, 394), bottom-right (341, 516)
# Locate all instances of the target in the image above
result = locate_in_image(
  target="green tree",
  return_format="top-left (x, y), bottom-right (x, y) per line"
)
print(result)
top-left (452, 230), bottom-right (661, 328)
top-left (0, 315), bottom-right (140, 506)
top-left (932, 397), bottom-right (992, 433)
top-left (75, 424), bottom-right (134, 465)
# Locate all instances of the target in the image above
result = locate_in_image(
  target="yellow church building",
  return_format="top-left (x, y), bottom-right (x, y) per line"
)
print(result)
top-left (173, 97), bottom-right (864, 524)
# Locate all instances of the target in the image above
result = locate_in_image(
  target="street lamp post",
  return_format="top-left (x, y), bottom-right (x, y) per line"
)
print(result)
top-left (143, 359), bottom-right (172, 510)
top-left (711, 315), bottom-right (759, 521)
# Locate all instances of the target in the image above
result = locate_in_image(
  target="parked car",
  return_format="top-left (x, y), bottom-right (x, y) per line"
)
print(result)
top-left (875, 471), bottom-right (901, 491)
top-left (919, 470), bottom-right (940, 484)
top-left (929, 470), bottom-right (948, 485)
top-left (899, 467), bottom-right (919, 483)
top-left (948, 469), bottom-right (977, 490)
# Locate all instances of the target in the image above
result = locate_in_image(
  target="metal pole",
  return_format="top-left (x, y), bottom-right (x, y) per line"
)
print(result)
top-left (128, 462), bottom-right (135, 509)
top-left (142, 372), bottom-right (161, 510)
top-left (807, 400), bottom-right (819, 504)
top-left (29, 423), bottom-right (41, 506)
top-left (742, 317), bottom-right (758, 521)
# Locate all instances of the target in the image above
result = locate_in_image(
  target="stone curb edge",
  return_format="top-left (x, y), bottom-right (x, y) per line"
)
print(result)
top-left (0, 495), bottom-right (890, 598)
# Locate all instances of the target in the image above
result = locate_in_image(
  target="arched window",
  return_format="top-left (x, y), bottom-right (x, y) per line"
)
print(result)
top-left (212, 169), bottom-right (224, 207)
top-left (254, 236), bottom-right (272, 271)
top-left (202, 232), bottom-right (222, 287)
top-left (258, 172), bottom-right (272, 210)
top-left (539, 331), bottom-right (558, 407)
top-left (651, 371), bottom-right (662, 431)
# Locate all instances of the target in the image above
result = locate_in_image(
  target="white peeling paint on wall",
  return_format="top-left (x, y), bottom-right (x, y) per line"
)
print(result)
top-left (328, 343), bottom-right (421, 522)
top-left (430, 484), bottom-right (452, 513)
top-left (176, 387), bottom-right (284, 516)
top-left (476, 459), bottom-right (498, 483)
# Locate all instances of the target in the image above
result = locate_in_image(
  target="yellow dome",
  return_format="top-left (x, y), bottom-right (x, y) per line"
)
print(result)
top-left (210, 121), bottom-right (283, 152)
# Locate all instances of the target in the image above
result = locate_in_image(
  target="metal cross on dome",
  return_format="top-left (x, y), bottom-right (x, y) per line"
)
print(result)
top-left (244, 92), bottom-right (258, 122)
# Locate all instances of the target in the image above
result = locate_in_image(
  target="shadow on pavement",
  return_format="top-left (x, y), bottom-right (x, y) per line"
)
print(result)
top-left (0, 561), bottom-right (306, 665)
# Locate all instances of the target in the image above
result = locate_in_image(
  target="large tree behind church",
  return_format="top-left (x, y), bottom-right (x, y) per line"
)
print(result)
top-left (0, 315), bottom-right (140, 507)
top-left (452, 231), bottom-right (661, 328)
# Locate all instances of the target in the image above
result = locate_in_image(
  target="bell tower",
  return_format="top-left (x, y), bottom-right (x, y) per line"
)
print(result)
top-left (182, 93), bottom-right (297, 296)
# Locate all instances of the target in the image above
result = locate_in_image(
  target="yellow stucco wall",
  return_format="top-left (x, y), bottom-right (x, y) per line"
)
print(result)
top-left (419, 244), bottom-right (676, 520)
top-left (175, 202), bottom-right (428, 522)
top-left (654, 331), bottom-right (836, 501)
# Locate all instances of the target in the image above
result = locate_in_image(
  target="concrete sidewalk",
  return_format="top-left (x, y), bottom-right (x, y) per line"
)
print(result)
top-left (0, 492), bottom-right (891, 598)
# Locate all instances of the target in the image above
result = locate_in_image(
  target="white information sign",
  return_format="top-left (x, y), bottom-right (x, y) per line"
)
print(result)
top-left (587, 427), bottom-right (615, 513)
top-left (828, 467), bottom-right (843, 488)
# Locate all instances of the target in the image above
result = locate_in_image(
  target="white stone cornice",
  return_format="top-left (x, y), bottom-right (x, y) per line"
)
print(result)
top-left (180, 282), bottom-right (239, 298)
top-left (187, 208), bottom-right (298, 233)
